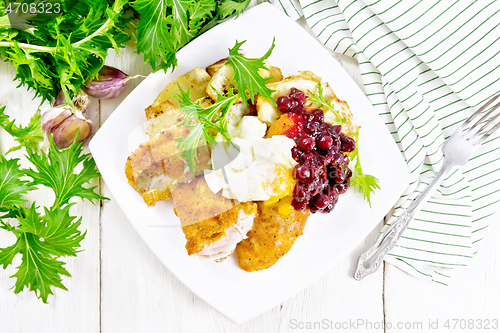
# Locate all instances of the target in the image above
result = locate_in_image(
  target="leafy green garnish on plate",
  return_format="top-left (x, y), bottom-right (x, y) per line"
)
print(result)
top-left (174, 87), bottom-right (239, 174)
top-left (226, 38), bottom-right (276, 105)
top-left (309, 82), bottom-right (346, 123)
top-left (348, 127), bottom-right (380, 206)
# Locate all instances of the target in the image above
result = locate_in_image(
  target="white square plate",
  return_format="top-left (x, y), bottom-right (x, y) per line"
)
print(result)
top-left (89, 3), bottom-right (411, 323)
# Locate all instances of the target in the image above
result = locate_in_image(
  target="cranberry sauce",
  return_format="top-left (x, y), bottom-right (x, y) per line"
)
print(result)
top-left (276, 88), bottom-right (355, 214)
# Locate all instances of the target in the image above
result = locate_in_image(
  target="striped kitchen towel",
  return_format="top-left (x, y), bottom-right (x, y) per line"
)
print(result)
top-left (271, 0), bottom-right (500, 285)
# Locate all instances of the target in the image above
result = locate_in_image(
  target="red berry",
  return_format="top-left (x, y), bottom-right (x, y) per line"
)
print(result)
top-left (334, 183), bottom-right (348, 194)
top-left (290, 105), bottom-right (306, 114)
top-left (294, 185), bottom-right (307, 201)
top-left (292, 147), bottom-right (302, 161)
top-left (331, 125), bottom-right (342, 137)
top-left (320, 123), bottom-right (332, 132)
top-left (286, 87), bottom-right (353, 215)
top-left (309, 205), bottom-right (320, 214)
top-left (277, 96), bottom-right (292, 112)
top-left (310, 109), bottom-right (324, 123)
top-left (313, 194), bottom-right (330, 210)
top-left (292, 199), bottom-right (308, 211)
top-left (299, 136), bottom-right (315, 152)
top-left (294, 164), bottom-right (310, 181)
top-left (327, 188), bottom-right (339, 203)
top-left (340, 134), bottom-right (356, 152)
top-left (317, 135), bottom-right (333, 150)
top-left (290, 89), bottom-right (306, 105)
top-left (305, 121), bottom-right (320, 134)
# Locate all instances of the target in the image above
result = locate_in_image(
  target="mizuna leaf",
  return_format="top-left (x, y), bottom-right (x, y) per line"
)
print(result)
top-left (25, 137), bottom-right (106, 208)
top-left (17, 204), bottom-right (86, 257)
top-left (226, 38), bottom-right (276, 105)
top-left (0, 106), bottom-right (43, 154)
top-left (0, 0), bottom-right (130, 102)
top-left (309, 82), bottom-right (346, 123)
top-left (217, 0), bottom-right (250, 19)
top-left (0, 202), bottom-right (86, 303)
top-left (174, 85), bottom-right (238, 174)
top-left (133, 0), bottom-right (252, 73)
top-left (0, 156), bottom-right (34, 210)
top-left (348, 127), bottom-right (380, 206)
top-left (10, 232), bottom-right (71, 303)
top-left (132, 0), bottom-right (177, 72)
top-left (0, 204), bottom-right (69, 303)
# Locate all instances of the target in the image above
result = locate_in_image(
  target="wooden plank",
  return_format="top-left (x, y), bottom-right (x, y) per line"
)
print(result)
top-left (0, 62), bottom-right (101, 332)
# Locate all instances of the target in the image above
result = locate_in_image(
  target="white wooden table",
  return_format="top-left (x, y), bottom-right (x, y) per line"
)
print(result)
top-left (1, 9), bottom-right (500, 333)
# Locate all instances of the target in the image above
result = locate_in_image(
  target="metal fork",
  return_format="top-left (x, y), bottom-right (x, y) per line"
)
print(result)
top-left (354, 94), bottom-right (500, 280)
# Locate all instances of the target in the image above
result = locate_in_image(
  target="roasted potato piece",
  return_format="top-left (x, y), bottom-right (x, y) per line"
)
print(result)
top-left (271, 71), bottom-right (331, 97)
top-left (267, 66), bottom-right (283, 83)
top-left (321, 94), bottom-right (356, 137)
top-left (144, 101), bottom-right (183, 138)
top-left (196, 96), bottom-right (214, 107)
top-left (152, 67), bottom-right (211, 108)
top-left (206, 60), bottom-right (272, 102)
top-left (145, 100), bottom-right (179, 121)
top-left (256, 96), bottom-right (279, 127)
top-left (258, 59), bottom-right (272, 78)
top-left (206, 58), bottom-right (228, 77)
top-left (144, 96), bottom-right (214, 139)
top-left (206, 64), bottom-right (237, 101)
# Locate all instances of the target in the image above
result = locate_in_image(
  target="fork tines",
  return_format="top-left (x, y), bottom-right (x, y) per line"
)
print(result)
top-left (458, 94), bottom-right (500, 145)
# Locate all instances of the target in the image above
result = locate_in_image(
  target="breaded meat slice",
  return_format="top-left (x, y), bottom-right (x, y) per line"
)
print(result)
top-left (172, 177), bottom-right (258, 261)
top-left (125, 125), bottom-right (210, 206)
top-left (236, 204), bottom-right (310, 271)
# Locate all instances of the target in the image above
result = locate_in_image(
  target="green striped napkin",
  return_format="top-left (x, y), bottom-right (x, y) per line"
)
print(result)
top-left (271, 0), bottom-right (500, 285)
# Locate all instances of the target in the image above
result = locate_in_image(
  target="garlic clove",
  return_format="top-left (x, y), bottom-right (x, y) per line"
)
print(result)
top-left (41, 106), bottom-right (73, 133)
top-left (53, 90), bottom-right (66, 107)
top-left (84, 65), bottom-right (143, 100)
top-left (51, 116), bottom-right (91, 149)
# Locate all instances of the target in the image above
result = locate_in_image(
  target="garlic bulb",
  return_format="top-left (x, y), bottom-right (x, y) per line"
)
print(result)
top-left (84, 65), bottom-right (143, 99)
top-left (50, 111), bottom-right (91, 149)
top-left (42, 92), bottom-right (92, 149)
top-left (54, 90), bottom-right (91, 115)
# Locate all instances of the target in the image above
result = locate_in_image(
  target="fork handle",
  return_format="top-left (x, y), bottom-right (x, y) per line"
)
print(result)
top-left (354, 161), bottom-right (453, 280)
